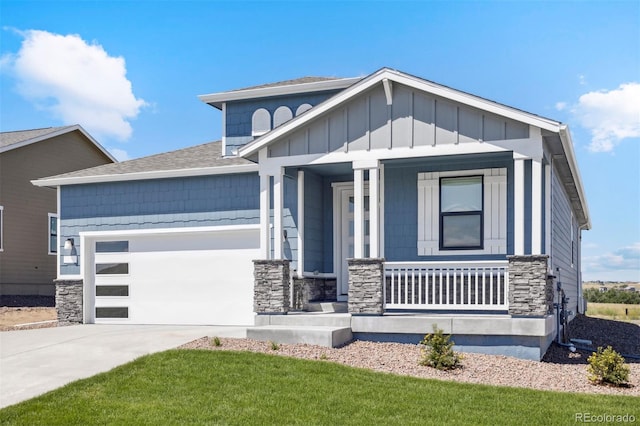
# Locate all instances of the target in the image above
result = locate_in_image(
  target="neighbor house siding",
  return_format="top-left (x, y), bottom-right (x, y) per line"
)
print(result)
top-left (384, 153), bottom-right (514, 262)
top-left (0, 131), bottom-right (113, 295)
top-left (268, 83), bottom-right (530, 158)
top-left (59, 173), bottom-right (259, 275)
top-left (550, 165), bottom-right (579, 313)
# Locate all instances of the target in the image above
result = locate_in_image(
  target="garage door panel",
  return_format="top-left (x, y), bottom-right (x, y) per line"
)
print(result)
top-left (92, 228), bottom-right (259, 326)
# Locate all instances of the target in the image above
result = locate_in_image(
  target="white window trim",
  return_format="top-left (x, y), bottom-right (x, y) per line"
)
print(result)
top-left (418, 168), bottom-right (507, 256)
top-left (48, 212), bottom-right (58, 255)
top-left (0, 205), bottom-right (4, 251)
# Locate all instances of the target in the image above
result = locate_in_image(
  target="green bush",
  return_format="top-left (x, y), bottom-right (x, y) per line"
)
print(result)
top-left (587, 346), bottom-right (630, 386)
top-left (419, 325), bottom-right (462, 370)
top-left (584, 288), bottom-right (640, 304)
top-left (211, 336), bottom-right (222, 347)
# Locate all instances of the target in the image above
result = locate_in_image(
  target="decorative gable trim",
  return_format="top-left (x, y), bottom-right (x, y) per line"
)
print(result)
top-left (238, 68), bottom-right (563, 158)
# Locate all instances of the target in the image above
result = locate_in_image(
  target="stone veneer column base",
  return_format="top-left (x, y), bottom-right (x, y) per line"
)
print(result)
top-left (347, 258), bottom-right (385, 315)
top-left (253, 259), bottom-right (290, 314)
top-left (55, 279), bottom-right (83, 325)
top-left (507, 255), bottom-right (553, 317)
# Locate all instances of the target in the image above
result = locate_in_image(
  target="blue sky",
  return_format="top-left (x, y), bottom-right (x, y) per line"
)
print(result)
top-left (1, 1), bottom-right (638, 281)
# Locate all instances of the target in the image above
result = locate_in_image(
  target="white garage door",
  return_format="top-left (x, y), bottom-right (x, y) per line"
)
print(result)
top-left (88, 227), bottom-right (259, 326)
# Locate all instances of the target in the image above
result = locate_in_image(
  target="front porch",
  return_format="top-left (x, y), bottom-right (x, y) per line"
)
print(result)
top-left (250, 255), bottom-right (557, 360)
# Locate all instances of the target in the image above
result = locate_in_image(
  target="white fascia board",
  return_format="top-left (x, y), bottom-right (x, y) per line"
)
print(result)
top-left (558, 125), bottom-right (591, 230)
top-left (258, 139), bottom-right (521, 174)
top-left (387, 71), bottom-right (563, 133)
top-left (80, 224), bottom-right (260, 239)
top-left (238, 68), bottom-right (563, 158)
top-left (0, 124), bottom-right (117, 163)
top-left (31, 163), bottom-right (259, 187)
top-left (198, 77), bottom-right (362, 108)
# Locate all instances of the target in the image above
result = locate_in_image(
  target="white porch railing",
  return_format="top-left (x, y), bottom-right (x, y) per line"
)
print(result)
top-left (384, 261), bottom-right (509, 311)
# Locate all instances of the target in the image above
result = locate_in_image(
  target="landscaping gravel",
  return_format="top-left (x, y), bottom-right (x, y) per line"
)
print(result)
top-left (181, 315), bottom-right (640, 396)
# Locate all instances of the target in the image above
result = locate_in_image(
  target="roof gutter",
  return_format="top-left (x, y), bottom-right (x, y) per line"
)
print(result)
top-left (32, 163), bottom-right (259, 188)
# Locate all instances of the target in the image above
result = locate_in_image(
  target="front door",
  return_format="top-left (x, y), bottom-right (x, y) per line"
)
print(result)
top-left (334, 184), bottom-right (369, 300)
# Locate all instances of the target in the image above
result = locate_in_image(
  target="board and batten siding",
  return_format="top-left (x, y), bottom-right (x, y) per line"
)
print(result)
top-left (551, 165), bottom-right (580, 314)
top-left (59, 173), bottom-right (259, 276)
top-left (268, 83), bottom-right (529, 158)
top-left (417, 168), bottom-right (507, 256)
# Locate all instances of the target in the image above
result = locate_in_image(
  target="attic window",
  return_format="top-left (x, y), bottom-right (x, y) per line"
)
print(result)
top-left (273, 106), bottom-right (293, 128)
top-left (252, 108), bottom-right (271, 136)
top-left (296, 103), bottom-right (312, 116)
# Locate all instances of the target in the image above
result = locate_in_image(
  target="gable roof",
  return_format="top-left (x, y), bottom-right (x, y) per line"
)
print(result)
top-left (0, 124), bottom-right (117, 162)
top-left (238, 68), bottom-right (565, 158)
top-left (32, 140), bottom-right (257, 187)
top-left (237, 67), bottom-right (590, 230)
top-left (198, 76), bottom-right (362, 109)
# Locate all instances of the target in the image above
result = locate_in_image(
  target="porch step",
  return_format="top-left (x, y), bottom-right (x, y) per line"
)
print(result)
top-left (255, 313), bottom-right (351, 327)
top-left (305, 301), bottom-right (348, 313)
top-left (246, 325), bottom-right (353, 348)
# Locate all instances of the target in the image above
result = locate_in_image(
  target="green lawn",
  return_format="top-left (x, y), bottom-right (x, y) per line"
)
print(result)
top-left (1, 350), bottom-right (637, 425)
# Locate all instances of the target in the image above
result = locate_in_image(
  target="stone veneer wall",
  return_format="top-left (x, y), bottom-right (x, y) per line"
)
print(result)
top-left (292, 277), bottom-right (337, 310)
top-left (508, 255), bottom-right (553, 316)
top-left (55, 279), bottom-right (83, 324)
top-left (347, 258), bottom-right (384, 315)
top-left (253, 260), bottom-right (290, 314)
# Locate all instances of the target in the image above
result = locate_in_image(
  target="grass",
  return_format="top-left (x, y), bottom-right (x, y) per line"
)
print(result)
top-left (1, 351), bottom-right (638, 426)
top-left (587, 303), bottom-right (640, 321)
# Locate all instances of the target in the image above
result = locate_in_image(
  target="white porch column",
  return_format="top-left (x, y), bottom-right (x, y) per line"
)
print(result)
top-left (353, 168), bottom-right (365, 259)
top-left (514, 157), bottom-right (525, 255)
top-left (544, 160), bottom-right (552, 256)
top-left (259, 173), bottom-right (271, 259)
top-left (531, 159), bottom-right (543, 255)
top-left (379, 164), bottom-right (385, 258)
top-left (369, 166), bottom-right (380, 258)
top-left (297, 170), bottom-right (305, 277)
top-left (273, 168), bottom-right (284, 259)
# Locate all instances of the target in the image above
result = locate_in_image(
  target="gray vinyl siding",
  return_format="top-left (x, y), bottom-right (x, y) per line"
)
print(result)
top-left (384, 153), bottom-right (514, 262)
top-left (268, 83), bottom-right (529, 158)
top-left (551, 165), bottom-right (579, 313)
top-left (59, 173), bottom-right (259, 275)
top-left (0, 131), bottom-right (113, 295)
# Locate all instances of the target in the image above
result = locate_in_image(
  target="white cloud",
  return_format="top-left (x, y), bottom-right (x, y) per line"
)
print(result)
top-left (583, 243), bottom-right (640, 280)
top-left (555, 101), bottom-right (567, 111)
top-left (5, 29), bottom-right (146, 141)
top-left (578, 74), bottom-right (587, 86)
top-left (572, 82), bottom-right (640, 153)
top-left (109, 148), bottom-right (130, 161)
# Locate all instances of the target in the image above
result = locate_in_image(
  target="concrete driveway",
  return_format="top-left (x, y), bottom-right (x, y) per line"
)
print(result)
top-left (0, 324), bottom-right (246, 408)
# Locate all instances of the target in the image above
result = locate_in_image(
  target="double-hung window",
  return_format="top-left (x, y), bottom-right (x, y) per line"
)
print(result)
top-left (439, 176), bottom-right (483, 250)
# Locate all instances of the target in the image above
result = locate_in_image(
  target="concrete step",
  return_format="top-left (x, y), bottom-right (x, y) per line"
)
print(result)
top-left (246, 325), bottom-right (353, 348)
top-left (305, 301), bottom-right (348, 313)
top-left (255, 313), bottom-right (351, 327)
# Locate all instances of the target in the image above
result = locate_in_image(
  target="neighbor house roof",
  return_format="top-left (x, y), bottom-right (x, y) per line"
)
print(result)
top-left (32, 140), bottom-right (257, 187)
top-left (0, 124), bottom-right (116, 162)
top-left (198, 76), bottom-right (362, 109)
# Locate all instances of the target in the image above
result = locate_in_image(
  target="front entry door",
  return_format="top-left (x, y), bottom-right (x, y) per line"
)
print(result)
top-left (334, 184), bottom-right (369, 300)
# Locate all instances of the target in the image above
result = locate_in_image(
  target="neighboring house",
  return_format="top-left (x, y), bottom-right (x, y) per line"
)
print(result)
top-left (0, 125), bottom-right (116, 297)
top-left (33, 68), bottom-right (590, 360)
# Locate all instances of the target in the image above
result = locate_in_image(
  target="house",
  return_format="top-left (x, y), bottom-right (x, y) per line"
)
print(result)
top-left (1, 125), bottom-right (116, 298)
top-left (33, 68), bottom-right (590, 360)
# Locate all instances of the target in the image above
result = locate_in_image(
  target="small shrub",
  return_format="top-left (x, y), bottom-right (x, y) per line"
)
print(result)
top-left (211, 336), bottom-right (222, 347)
top-left (587, 346), bottom-right (630, 386)
top-left (419, 324), bottom-right (462, 371)
top-left (270, 341), bottom-right (280, 351)
top-left (319, 353), bottom-right (328, 360)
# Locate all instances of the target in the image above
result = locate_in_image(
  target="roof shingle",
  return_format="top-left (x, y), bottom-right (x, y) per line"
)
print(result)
top-left (0, 126), bottom-right (76, 150)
